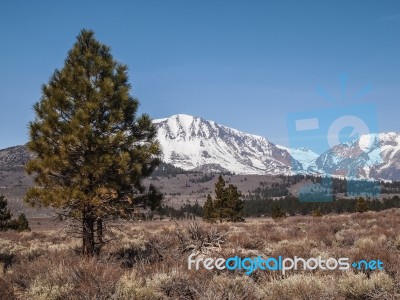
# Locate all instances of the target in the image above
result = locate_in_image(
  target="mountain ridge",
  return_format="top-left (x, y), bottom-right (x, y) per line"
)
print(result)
top-left (154, 114), bottom-right (400, 180)
top-left (1, 114), bottom-right (400, 180)
top-left (154, 114), bottom-right (301, 175)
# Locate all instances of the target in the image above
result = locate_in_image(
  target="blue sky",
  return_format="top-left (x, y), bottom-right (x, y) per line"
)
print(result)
top-left (0, 1), bottom-right (399, 152)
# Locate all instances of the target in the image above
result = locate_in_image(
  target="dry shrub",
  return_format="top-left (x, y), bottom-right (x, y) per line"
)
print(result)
top-left (307, 221), bottom-right (337, 247)
top-left (271, 238), bottom-right (317, 258)
top-left (258, 274), bottom-right (338, 300)
top-left (265, 226), bottom-right (289, 243)
top-left (115, 270), bottom-right (161, 300)
top-left (175, 221), bottom-right (226, 255)
top-left (215, 223), bottom-right (231, 232)
top-left (10, 251), bottom-right (75, 290)
top-left (286, 222), bottom-right (308, 238)
top-left (117, 269), bottom-right (199, 299)
top-left (197, 274), bottom-right (259, 300)
top-left (156, 270), bottom-right (196, 299)
top-left (338, 271), bottom-right (394, 299)
top-left (351, 237), bottom-right (383, 260)
top-left (113, 241), bottom-right (163, 268)
top-left (354, 237), bottom-right (376, 250)
top-left (0, 277), bottom-right (15, 300)
top-left (0, 238), bottom-right (25, 256)
top-left (0, 233), bottom-right (78, 265)
top-left (10, 251), bottom-right (123, 300)
top-left (27, 263), bottom-right (74, 300)
top-left (0, 251), bottom-right (15, 271)
top-left (239, 236), bottom-right (264, 250)
top-left (335, 228), bottom-right (358, 246)
top-left (67, 258), bottom-right (123, 299)
top-left (350, 238), bottom-right (396, 282)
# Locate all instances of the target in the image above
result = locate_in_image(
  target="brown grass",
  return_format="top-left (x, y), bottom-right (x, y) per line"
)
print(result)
top-left (0, 209), bottom-right (399, 299)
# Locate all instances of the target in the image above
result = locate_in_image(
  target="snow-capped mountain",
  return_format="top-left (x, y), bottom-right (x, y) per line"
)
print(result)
top-left (276, 146), bottom-right (319, 171)
top-left (154, 115), bottom-right (400, 180)
top-left (154, 114), bottom-right (302, 175)
top-left (1, 114), bottom-right (399, 180)
top-left (315, 132), bottom-right (400, 180)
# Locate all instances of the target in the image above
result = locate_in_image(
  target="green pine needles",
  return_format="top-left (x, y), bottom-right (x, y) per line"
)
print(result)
top-left (203, 175), bottom-right (244, 222)
top-left (356, 197), bottom-right (369, 213)
top-left (25, 29), bottom-right (162, 256)
top-left (0, 195), bottom-right (30, 231)
top-left (0, 194), bottom-right (12, 230)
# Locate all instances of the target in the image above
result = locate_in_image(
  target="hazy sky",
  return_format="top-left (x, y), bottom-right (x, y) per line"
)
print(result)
top-left (0, 1), bottom-right (399, 151)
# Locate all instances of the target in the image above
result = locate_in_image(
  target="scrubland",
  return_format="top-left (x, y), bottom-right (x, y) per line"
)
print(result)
top-left (1, 209), bottom-right (399, 299)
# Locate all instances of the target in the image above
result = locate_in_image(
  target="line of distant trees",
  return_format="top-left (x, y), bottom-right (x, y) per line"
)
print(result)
top-left (152, 166), bottom-right (400, 198)
top-left (251, 175), bottom-right (400, 198)
top-left (242, 195), bottom-right (400, 217)
top-left (157, 201), bottom-right (203, 220)
top-left (150, 162), bottom-right (192, 177)
top-left (151, 162), bottom-right (234, 180)
top-left (157, 195), bottom-right (400, 219)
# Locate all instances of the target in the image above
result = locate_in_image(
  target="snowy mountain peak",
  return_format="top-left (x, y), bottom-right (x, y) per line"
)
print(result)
top-left (153, 115), bottom-right (400, 180)
top-left (154, 114), bottom-right (301, 175)
top-left (276, 145), bottom-right (319, 171)
top-left (315, 132), bottom-right (400, 180)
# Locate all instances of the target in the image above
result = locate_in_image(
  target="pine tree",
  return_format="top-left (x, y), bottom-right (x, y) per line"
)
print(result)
top-left (271, 204), bottom-right (286, 220)
top-left (0, 195), bottom-right (12, 230)
top-left (25, 29), bottom-right (162, 256)
top-left (212, 175), bottom-right (244, 222)
top-left (225, 184), bottom-right (244, 222)
top-left (203, 194), bottom-right (215, 222)
top-left (17, 213), bottom-right (30, 231)
top-left (213, 175), bottom-right (228, 222)
top-left (312, 209), bottom-right (322, 217)
top-left (356, 197), bottom-right (368, 213)
top-left (8, 213), bottom-right (30, 232)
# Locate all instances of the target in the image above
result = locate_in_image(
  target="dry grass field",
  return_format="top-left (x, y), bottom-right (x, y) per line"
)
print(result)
top-left (1, 209), bottom-right (399, 300)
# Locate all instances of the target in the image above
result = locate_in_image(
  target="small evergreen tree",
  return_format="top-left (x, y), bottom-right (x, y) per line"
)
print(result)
top-left (0, 196), bottom-right (30, 231)
top-left (203, 194), bottom-right (215, 222)
top-left (271, 204), bottom-right (286, 220)
top-left (213, 175), bottom-right (227, 222)
top-left (17, 213), bottom-right (30, 231)
top-left (212, 175), bottom-right (244, 222)
top-left (8, 213), bottom-right (30, 232)
top-left (356, 197), bottom-right (368, 213)
top-left (312, 209), bottom-right (322, 217)
top-left (225, 184), bottom-right (244, 222)
top-left (0, 195), bottom-right (12, 230)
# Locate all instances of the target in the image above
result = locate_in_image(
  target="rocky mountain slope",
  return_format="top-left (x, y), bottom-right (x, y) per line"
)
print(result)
top-left (0, 145), bottom-right (34, 172)
top-left (276, 145), bottom-right (319, 171)
top-left (154, 115), bottom-right (400, 180)
top-left (316, 132), bottom-right (400, 180)
top-left (154, 114), bottom-right (301, 175)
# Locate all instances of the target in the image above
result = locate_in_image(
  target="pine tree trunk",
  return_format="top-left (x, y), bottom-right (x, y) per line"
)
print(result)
top-left (82, 213), bottom-right (95, 256)
top-left (96, 217), bottom-right (103, 246)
